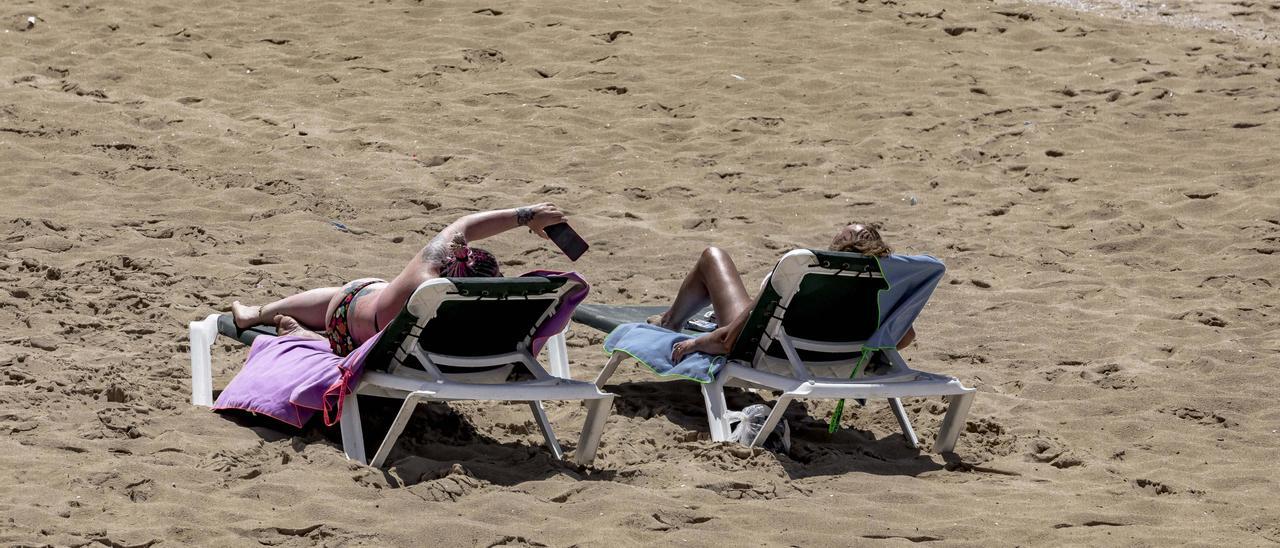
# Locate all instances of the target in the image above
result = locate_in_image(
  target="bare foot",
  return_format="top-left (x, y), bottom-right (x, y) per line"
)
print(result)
top-left (274, 315), bottom-right (326, 341)
top-left (647, 311), bottom-right (678, 331)
top-left (231, 301), bottom-right (262, 329)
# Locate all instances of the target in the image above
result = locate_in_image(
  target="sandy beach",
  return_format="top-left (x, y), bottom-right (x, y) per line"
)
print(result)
top-left (2, 0), bottom-right (1278, 545)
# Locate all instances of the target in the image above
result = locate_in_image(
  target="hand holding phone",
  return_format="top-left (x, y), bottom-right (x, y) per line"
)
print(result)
top-left (523, 203), bottom-right (567, 234)
top-left (544, 223), bottom-right (589, 261)
top-left (545, 222), bottom-right (593, 261)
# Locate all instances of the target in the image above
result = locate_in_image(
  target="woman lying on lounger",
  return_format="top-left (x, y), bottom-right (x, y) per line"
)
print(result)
top-left (230, 203), bottom-right (568, 356)
top-left (658, 223), bottom-right (916, 362)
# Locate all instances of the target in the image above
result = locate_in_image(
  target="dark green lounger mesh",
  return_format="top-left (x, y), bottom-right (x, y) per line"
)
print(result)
top-left (730, 250), bottom-right (887, 364)
top-left (364, 277), bottom-right (568, 374)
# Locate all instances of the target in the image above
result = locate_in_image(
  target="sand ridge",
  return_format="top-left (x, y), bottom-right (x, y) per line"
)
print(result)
top-left (1, 0), bottom-right (1278, 545)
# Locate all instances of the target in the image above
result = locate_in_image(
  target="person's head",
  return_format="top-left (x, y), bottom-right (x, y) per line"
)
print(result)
top-left (438, 233), bottom-right (502, 277)
top-left (830, 223), bottom-right (893, 257)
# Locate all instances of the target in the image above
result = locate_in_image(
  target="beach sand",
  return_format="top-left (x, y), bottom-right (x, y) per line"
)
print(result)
top-left (1027, 0), bottom-right (1280, 43)
top-left (1, 0), bottom-right (1278, 545)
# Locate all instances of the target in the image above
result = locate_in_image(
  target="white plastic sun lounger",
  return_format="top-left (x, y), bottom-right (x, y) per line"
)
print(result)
top-left (190, 276), bottom-right (614, 467)
top-left (586, 249), bottom-right (975, 452)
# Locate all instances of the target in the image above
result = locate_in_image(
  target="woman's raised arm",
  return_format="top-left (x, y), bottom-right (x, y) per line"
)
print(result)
top-left (440, 203), bottom-right (566, 243)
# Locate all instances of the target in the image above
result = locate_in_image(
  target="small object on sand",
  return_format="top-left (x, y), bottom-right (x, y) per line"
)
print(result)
top-left (727, 404), bottom-right (791, 452)
top-left (905, 195), bottom-right (919, 206)
top-left (13, 15), bottom-right (37, 31)
top-left (328, 220), bottom-right (369, 235)
top-left (730, 73), bottom-right (745, 81)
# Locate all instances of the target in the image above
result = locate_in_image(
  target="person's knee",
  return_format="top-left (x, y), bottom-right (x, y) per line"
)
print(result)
top-left (696, 247), bottom-right (737, 275)
top-left (699, 246), bottom-right (731, 265)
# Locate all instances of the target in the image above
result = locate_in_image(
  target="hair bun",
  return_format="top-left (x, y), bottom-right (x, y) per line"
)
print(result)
top-left (445, 232), bottom-right (472, 262)
top-left (436, 232), bottom-right (502, 278)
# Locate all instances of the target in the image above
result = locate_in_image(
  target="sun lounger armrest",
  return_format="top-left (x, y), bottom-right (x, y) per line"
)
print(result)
top-left (215, 313), bottom-right (276, 346)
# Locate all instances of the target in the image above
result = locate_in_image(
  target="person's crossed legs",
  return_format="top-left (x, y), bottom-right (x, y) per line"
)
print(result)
top-left (655, 247), bottom-right (753, 331)
top-left (231, 287), bottom-right (341, 331)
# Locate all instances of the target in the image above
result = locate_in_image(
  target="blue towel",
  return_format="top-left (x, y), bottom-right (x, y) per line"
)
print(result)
top-left (864, 254), bottom-right (946, 350)
top-left (603, 323), bottom-right (723, 383)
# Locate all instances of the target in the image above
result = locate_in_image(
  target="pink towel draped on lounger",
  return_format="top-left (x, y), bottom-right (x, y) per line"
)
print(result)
top-left (212, 272), bottom-right (589, 428)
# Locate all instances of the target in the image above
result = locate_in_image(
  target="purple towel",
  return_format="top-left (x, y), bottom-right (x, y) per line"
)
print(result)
top-left (212, 333), bottom-right (383, 427)
top-left (522, 270), bottom-right (589, 355)
top-left (213, 272), bottom-right (588, 428)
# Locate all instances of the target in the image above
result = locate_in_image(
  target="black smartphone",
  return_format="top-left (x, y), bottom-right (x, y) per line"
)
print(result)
top-left (544, 223), bottom-right (589, 261)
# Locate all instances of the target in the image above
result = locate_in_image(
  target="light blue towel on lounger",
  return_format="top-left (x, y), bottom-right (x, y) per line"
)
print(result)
top-left (864, 254), bottom-right (946, 350)
top-left (604, 323), bottom-right (723, 383)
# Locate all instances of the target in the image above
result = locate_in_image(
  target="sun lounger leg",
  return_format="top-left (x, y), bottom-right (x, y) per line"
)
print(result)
top-left (340, 393), bottom-right (368, 464)
top-left (748, 395), bottom-right (792, 448)
top-left (934, 391), bottom-right (975, 453)
top-left (594, 352), bottom-right (625, 388)
top-left (546, 329), bottom-right (571, 379)
top-left (575, 395), bottom-right (614, 466)
top-left (701, 378), bottom-right (732, 442)
top-left (888, 398), bottom-right (919, 449)
top-left (530, 401), bottom-right (564, 460)
top-left (370, 392), bottom-right (428, 468)
top-left (188, 314), bottom-right (220, 407)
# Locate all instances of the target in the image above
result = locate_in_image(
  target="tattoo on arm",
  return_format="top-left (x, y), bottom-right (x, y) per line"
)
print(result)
top-left (515, 207), bottom-right (534, 226)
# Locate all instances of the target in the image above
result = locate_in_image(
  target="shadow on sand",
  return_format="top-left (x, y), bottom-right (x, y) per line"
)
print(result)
top-left (216, 375), bottom-right (949, 487)
top-left (603, 380), bottom-right (947, 479)
top-left (216, 395), bottom-right (616, 488)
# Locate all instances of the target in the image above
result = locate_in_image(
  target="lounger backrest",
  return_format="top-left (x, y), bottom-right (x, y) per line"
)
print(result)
top-left (727, 250), bottom-right (887, 366)
top-left (363, 277), bottom-right (572, 375)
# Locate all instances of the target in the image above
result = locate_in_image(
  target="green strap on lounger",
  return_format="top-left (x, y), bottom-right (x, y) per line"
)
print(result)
top-left (828, 349), bottom-right (873, 434)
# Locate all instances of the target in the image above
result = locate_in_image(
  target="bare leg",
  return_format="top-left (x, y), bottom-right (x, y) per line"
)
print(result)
top-left (273, 315), bottom-right (327, 341)
top-left (657, 247), bottom-right (753, 330)
top-left (232, 287), bottom-right (340, 331)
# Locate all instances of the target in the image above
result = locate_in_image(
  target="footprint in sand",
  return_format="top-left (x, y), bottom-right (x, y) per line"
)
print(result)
top-left (1026, 437), bottom-right (1085, 469)
top-left (462, 48), bottom-right (505, 66)
top-left (592, 30), bottom-right (631, 43)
